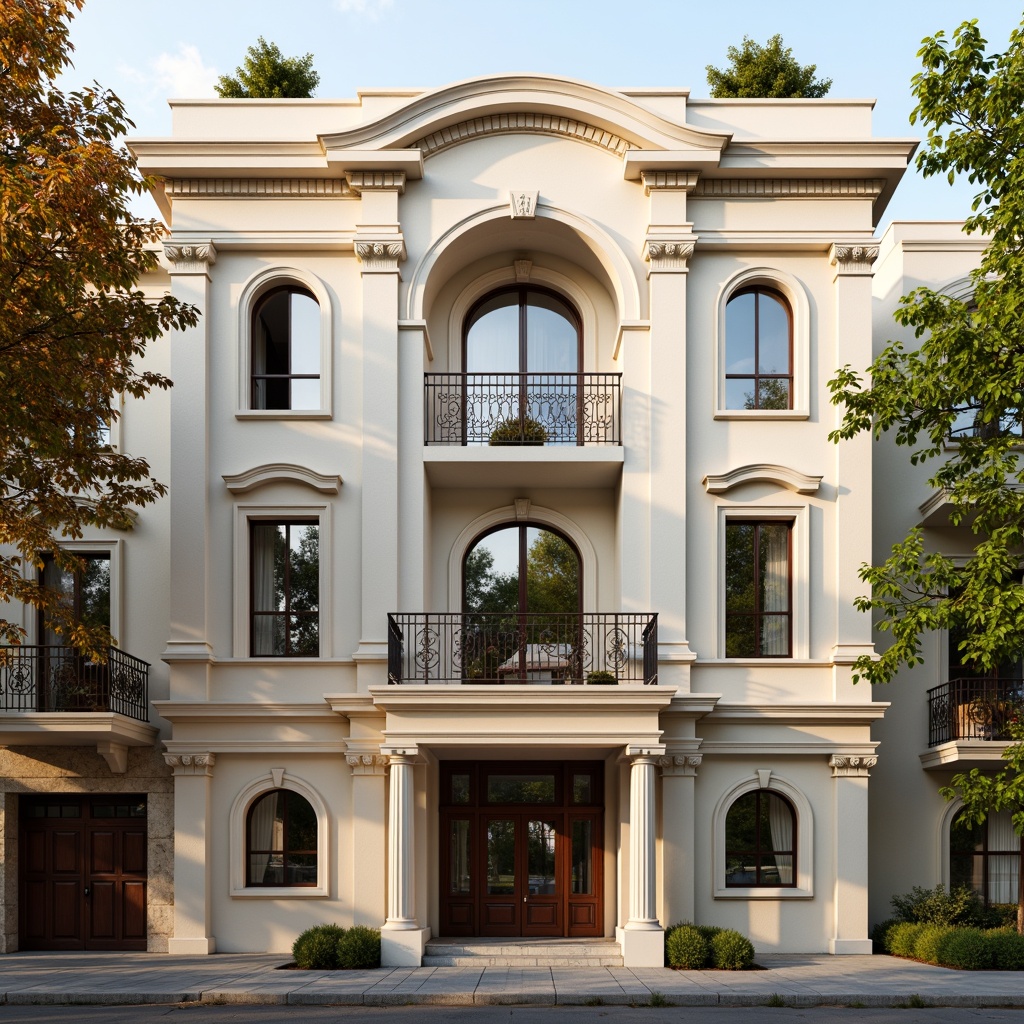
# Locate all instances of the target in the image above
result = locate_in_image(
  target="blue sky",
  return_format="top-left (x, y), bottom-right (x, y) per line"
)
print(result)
top-left (61, 0), bottom-right (1022, 226)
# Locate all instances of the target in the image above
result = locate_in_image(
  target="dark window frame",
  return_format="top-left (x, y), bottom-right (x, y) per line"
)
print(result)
top-left (245, 788), bottom-right (318, 888)
top-left (724, 789), bottom-right (797, 888)
top-left (724, 285), bottom-right (794, 411)
top-left (725, 519), bottom-right (793, 658)
top-left (37, 550), bottom-right (112, 643)
top-left (250, 285), bottom-right (321, 411)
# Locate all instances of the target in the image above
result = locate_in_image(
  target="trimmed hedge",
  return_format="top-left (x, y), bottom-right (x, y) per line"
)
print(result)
top-left (665, 924), bottom-right (709, 969)
top-left (664, 922), bottom-right (755, 970)
top-left (292, 924), bottom-right (382, 970)
top-left (337, 925), bottom-right (381, 969)
top-left (887, 922), bottom-right (926, 958)
top-left (710, 929), bottom-right (755, 970)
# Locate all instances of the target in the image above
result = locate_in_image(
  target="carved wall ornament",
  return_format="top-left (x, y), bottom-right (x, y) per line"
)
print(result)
top-left (345, 170), bottom-right (406, 194)
top-left (414, 113), bottom-right (635, 159)
top-left (829, 244), bottom-right (880, 275)
top-left (514, 497), bottom-right (531, 520)
top-left (513, 259), bottom-right (533, 282)
top-left (509, 191), bottom-right (539, 219)
top-left (163, 241), bottom-right (217, 273)
top-left (659, 754), bottom-right (703, 777)
top-left (166, 178), bottom-right (355, 199)
top-left (354, 239), bottom-right (407, 272)
top-left (164, 752), bottom-right (216, 775)
top-left (829, 754), bottom-right (878, 777)
top-left (643, 240), bottom-right (695, 272)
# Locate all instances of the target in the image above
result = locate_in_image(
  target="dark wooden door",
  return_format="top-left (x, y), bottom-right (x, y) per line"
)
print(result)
top-left (20, 796), bottom-right (147, 950)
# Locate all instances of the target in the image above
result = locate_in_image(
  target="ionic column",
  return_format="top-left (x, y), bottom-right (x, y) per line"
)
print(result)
top-left (164, 753), bottom-right (216, 954)
top-left (829, 753), bottom-right (876, 954)
top-left (660, 752), bottom-right (702, 926)
top-left (380, 746), bottom-right (429, 966)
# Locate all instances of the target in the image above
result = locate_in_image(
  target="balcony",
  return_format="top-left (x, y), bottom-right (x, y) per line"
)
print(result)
top-left (921, 677), bottom-right (1024, 769)
top-left (387, 612), bottom-right (658, 686)
top-left (0, 646), bottom-right (155, 768)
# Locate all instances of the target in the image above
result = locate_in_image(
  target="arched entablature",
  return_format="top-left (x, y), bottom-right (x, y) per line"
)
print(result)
top-left (222, 463), bottom-right (343, 495)
top-left (447, 503), bottom-right (599, 614)
top-left (703, 464), bottom-right (822, 496)
top-left (319, 73), bottom-right (730, 159)
top-left (405, 203), bottom-right (642, 335)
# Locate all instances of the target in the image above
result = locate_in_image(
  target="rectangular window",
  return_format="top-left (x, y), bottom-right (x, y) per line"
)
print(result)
top-left (725, 521), bottom-right (791, 657)
top-left (38, 551), bottom-right (111, 644)
top-left (250, 521), bottom-right (319, 657)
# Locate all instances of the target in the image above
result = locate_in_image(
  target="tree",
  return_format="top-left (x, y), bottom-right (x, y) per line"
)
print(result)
top-left (940, 715), bottom-right (1024, 933)
top-left (215, 37), bottom-right (320, 99)
top-left (0, 0), bottom-right (198, 655)
top-left (828, 15), bottom-right (1024, 686)
top-left (706, 35), bottom-right (832, 98)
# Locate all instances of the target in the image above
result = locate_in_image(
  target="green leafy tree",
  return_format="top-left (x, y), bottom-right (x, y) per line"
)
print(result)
top-left (941, 714), bottom-right (1024, 933)
top-left (215, 37), bottom-right (320, 99)
top-left (828, 15), bottom-right (1024, 685)
top-left (0, 0), bottom-right (198, 656)
top-left (526, 531), bottom-right (579, 615)
top-left (706, 35), bottom-right (832, 98)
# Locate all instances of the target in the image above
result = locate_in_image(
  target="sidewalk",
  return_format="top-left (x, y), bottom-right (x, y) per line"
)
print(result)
top-left (1, 952), bottom-right (1023, 1007)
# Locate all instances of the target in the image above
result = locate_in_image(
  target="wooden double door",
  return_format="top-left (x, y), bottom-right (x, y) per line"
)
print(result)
top-left (19, 795), bottom-right (148, 950)
top-left (440, 762), bottom-right (603, 937)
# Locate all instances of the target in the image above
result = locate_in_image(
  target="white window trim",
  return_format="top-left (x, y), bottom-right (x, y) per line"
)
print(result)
top-left (229, 770), bottom-right (330, 898)
top-left (717, 504), bottom-right (809, 660)
top-left (714, 267), bottom-right (810, 420)
top-left (32, 539), bottom-right (124, 645)
top-left (236, 266), bottom-right (334, 420)
top-left (713, 771), bottom-right (814, 899)
top-left (232, 502), bottom-right (331, 658)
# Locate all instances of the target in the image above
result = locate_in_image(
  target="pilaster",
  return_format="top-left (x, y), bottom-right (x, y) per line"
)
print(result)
top-left (347, 749), bottom-right (388, 927)
top-left (829, 752), bottom-right (876, 954)
top-left (660, 752), bottom-right (702, 927)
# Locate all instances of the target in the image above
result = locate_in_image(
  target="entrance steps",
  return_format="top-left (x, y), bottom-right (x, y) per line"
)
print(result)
top-left (423, 937), bottom-right (623, 967)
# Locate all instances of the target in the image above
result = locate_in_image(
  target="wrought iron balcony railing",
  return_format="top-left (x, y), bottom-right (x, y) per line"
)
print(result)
top-left (927, 677), bottom-right (1024, 746)
top-left (387, 612), bottom-right (658, 685)
top-left (424, 373), bottom-right (622, 446)
top-left (0, 645), bottom-right (150, 722)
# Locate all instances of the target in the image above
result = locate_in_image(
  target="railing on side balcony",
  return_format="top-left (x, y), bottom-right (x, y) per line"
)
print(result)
top-left (0, 646), bottom-right (150, 723)
top-left (424, 373), bottom-right (622, 446)
top-left (927, 677), bottom-right (1024, 746)
top-left (387, 612), bottom-right (658, 685)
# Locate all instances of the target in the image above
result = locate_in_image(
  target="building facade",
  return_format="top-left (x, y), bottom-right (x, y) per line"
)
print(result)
top-left (0, 75), bottom-right (977, 966)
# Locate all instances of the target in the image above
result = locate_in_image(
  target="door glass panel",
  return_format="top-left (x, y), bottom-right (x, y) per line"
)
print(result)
top-left (487, 774), bottom-right (556, 804)
top-left (572, 773), bottom-right (592, 805)
top-left (451, 773), bottom-right (471, 805)
top-left (571, 819), bottom-right (592, 895)
top-left (525, 293), bottom-right (578, 374)
top-left (466, 296), bottom-right (519, 373)
top-left (525, 528), bottom-right (579, 615)
top-left (464, 528), bottom-right (520, 615)
top-left (528, 819), bottom-right (557, 895)
top-left (486, 819), bottom-right (516, 894)
top-left (449, 820), bottom-right (471, 894)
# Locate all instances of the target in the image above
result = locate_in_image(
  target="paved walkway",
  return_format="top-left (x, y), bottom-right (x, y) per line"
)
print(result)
top-left (0, 952), bottom-right (1022, 1007)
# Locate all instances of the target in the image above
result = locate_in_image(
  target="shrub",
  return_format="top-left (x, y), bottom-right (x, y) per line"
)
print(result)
top-left (696, 924), bottom-right (724, 942)
top-left (890, 884), bottom-right (983, 927)
top-left (887, 922), bottom-right (926, 958)
top-left (870, 918), bottom-right (899, 952)
top-left (979, 903), bottom-right (1019, 930)
top-left (292, 924), bottom-right (346, 969)
top-left (586, 671), bottom-right (617, 685)
top-left (988, 928), bottom-right (1024, 971)
top-left (935, 927), bottom-right (992, 970)
top-left (488, 416), bottom-right (548, 446)
top-left (913, 923), bottom-right (956, 965)
top-left (666, 924), bottom-right (710, 969)
top-left (710, 928), bottom-right (755, 970)
top-left (336, 925), bottom-right (381, 969)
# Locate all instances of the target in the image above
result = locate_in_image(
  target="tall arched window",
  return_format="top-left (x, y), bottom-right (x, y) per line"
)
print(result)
top-left (724, 790), bottom-right (796, 887)
top-left (724, 287), bottom-right (793, 410)
top-left (251, 287), bottom-right (321, 410)
top-left (246, 789), bottom-right (318, 887)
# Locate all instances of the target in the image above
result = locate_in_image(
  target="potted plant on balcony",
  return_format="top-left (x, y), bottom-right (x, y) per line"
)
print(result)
top-left (488, 416), bottom-right (548, 446)
top-left (586, 670), bottom-right (617, 685)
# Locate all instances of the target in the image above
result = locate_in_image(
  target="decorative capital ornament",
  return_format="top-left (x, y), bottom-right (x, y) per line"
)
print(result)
top-left (354, 238), bottom-right (407, 273)
top-left (659, 753), bottom-right (703, 777)
top-left (164, 752), bottom-right (216, 776)
top-left (643, 239), bottom-right (695, 273)
top-left (829, 243), bottom-right (879, 276)
top-left (346, 753), bottom-right (389, 776)
top-left (163, 241), bottom-right (217, 274)
top-left (829, 754), bottom-right (877, 777)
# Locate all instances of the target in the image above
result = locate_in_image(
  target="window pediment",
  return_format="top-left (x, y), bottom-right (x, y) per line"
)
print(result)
top-left (704, 464), bottom-right (822, 495)
top-left (223, 464), bottom-right (342, 495)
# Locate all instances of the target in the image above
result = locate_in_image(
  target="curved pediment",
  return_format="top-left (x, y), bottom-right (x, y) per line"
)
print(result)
top-left (222, 464), bottom-right (342, 495)
top-left (319, 74), bottom-right (731, 161)
top-left (703, 464), bottom-right (822, 495)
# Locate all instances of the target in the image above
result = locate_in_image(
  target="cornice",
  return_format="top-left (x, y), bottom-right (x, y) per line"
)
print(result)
top-left (691, 178), bottom-right (885, 199)
top-left (703, 463), bottom-right (823, 495)
top-left (367, 685), bottom-right (678, 715)
top-left (222, 463), bottom-right (343, 495)
top-left (706, 703), bottom-right (889, 726)
top-left (165, 178), bottom-right (355, 198)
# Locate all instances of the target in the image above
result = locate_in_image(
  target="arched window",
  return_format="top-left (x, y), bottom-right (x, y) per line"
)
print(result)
top-left (724, 790), bottom-right (796, 887)
top-left (251, 287), bottom-right (321, 411)
top-left (724, 287), bottom-right (793, 411)
top-left (950, 809), bottom-right (1018, 905)
top-left (246, 789), bottom-right (318, 887)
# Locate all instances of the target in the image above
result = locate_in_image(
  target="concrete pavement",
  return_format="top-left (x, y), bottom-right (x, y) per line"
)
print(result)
top-left (0, 952), bottom-right (1022, 1007)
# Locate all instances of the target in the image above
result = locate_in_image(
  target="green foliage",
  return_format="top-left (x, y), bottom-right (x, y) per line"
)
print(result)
top-left (648, 992), bottom-right (671, 1007)
top-left (215, 37), bottom-right (320, 98)
top-left (706, 35), bottom-right (831, 98)
top-left (988, 928), bottom-right (1024, 970)
top-left (890, 883), bottom-right (985, 926)
top-left (710, 929), bottom-right (756, 970)
top-left (0, 0), bottom-right (198, 655)
top-left (871, 918), bottom-right (899, 951)
top-left (887, 922), bottom-right (926, 958)
top-left (913, 923), bottom-right (957, 963)
top-left (292, 924), bottom-right (346, 969)
top-left (336, 925), bottom-right (380, 969)
top-left (488, 416), bottom-right (548, 445)
top-left (586, 671), bottom-right (617, 685)
top-left (665, 924), bottom-right (710, 969)
top-left (828, 14), bottom-right (1024, 686)
top-left (937, 927), bottom-right (992, 970)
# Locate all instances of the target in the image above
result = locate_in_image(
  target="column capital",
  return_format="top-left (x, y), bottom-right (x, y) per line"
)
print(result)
top-left (163, 241), bottom-right (217, 274)
top-left (622, 744), bottom-right (666, 765)
top-left (660, 753), bottom-right (702, 777)
top-left (643, 238), bottom-right (696, 273)
top-left (164, 752), bottom-right (216, 776)
top-left (346, 752), bottom-right (389, 776)
top-left (641, 170), bottom-right (700, 195)
top-left (829, 753), bottom-right (877, 777)
top-left (354, 239), bottom-right (407, 273)
top-left (829, 243), bottom-right (879, 277)
top-left (380, 745), bottom-right (423, 766)
top-left (345, 170), bottom-right (406, 194)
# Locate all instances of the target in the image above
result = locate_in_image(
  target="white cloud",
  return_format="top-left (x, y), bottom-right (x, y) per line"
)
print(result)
top-left (121, 44), bottom-right (218, 100)
top-left (334, 0), bottom-right (394, 17)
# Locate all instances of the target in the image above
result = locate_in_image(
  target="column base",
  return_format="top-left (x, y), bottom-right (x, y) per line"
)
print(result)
top-left (381, 925), bottom-right (430, 967)
top-left (829, 938), bottom-right (873, 955)
top-left (168, 936), bottom-right (216, 955)
top-left (616, 924), bottom-right (664, 968)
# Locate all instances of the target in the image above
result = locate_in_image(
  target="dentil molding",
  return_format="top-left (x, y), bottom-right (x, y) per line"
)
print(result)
top-left (345, 170), bottom-right (406, 194)
top-left (829, 754), bottom-right (877, 777)
top-left (163, 241), bottom-right (217, 273)
top-left (641, 170), bottom-right (700, 195)
top-left (166, 178), bottom-right (355, 199)
top-left (693, 178), bottom-right (886, 199)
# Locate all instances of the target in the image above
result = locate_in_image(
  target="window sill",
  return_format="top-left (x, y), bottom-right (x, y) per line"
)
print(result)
top-left (714, 886), bottom-right (812, 900)
top-left (236, 410), bottom-right (332, 421)
top-left (714, 409), bottom-right (809, 421)
top-left (230, 886), bottom-right (328, 899)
